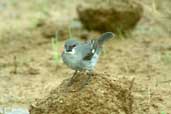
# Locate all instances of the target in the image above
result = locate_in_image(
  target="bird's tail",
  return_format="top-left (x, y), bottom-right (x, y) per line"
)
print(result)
top-left (97, 32), bottom-right (115, 46)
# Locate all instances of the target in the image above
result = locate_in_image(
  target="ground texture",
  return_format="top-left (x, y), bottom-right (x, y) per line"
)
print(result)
top-left (0, 0), bottom-right (171, 114)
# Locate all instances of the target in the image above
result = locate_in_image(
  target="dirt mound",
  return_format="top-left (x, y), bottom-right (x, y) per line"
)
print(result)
top-left (77, 0), bottom-right (143, 34)
top-left (29, 73), bottom-right (139, 114)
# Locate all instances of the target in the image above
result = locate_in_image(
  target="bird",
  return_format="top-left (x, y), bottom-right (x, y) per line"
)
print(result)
top-left (62, 32), bottom-right (115, 86)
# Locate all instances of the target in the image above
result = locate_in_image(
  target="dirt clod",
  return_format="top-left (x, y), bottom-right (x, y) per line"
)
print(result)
top-left (77, 1), bottom-right (143, 34)
top-left (29, 73), bottom-right (136, 114)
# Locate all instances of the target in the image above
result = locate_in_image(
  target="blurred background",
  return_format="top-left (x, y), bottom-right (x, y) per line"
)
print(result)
top-left (0, 0), bottom-right (171, 114)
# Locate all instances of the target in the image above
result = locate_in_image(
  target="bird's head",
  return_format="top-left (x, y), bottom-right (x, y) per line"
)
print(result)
top-left (64, 39), bottom-right (79, 54)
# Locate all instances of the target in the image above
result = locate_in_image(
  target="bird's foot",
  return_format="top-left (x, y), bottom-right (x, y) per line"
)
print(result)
top-left (67, 70), bottom-right (78, 86)
top-left (79, 72), bottom-right (93, 89)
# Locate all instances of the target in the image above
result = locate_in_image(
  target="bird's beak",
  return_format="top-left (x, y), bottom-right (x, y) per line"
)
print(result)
top-left (64, 48), bottom-right (75, 54)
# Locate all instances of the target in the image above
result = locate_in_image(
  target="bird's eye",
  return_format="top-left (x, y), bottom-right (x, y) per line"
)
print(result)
top-left (72, 44), bottom-right (76, 48)
top-left (69, 44), bottom-right (76, 50)
top-left (71, 44), bottom-right (76, 48)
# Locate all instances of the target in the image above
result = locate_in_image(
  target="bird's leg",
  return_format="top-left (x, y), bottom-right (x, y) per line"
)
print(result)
top-left (72, 70), bottom-right (78, 80)
top-left (85, 71), bottom-right (93, 84)
top-left (67, 70), bottom-right (78, 86)
top-left (80, 71), bottom-right (93, 89)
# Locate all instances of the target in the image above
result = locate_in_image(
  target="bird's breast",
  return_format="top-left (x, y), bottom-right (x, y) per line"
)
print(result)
top-left (62, 52), bottom-right (81, 70)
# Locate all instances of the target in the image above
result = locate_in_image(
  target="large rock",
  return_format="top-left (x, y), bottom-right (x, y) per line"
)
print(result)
top-left (77, 0), bottom-right (143, 34)
top-left (29, 73), bottom-right (138, 114)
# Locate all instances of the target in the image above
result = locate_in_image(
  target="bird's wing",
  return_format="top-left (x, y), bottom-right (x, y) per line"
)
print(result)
top-left (79, 32), bottom-right (114, 61)
top-left (80, 40), bottom-right (98, 60)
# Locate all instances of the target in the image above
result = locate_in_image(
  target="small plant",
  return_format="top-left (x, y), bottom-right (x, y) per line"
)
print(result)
top-left (161, 52), bottom-right (171, 64)
top-left (161, 112), bottom-right (165, 114)
top-left (51, 26), bottom-right (73, 66)
top-left (51, 32), bottom-right (61, 65)
top-left (68, 24), bottom-right (73, 39)
top-left (36, 0), bottom-right (49, 16)
top-left (10, 55), bottom-right (18, 74)
top-left (116, 27), bottom-right (131, 40)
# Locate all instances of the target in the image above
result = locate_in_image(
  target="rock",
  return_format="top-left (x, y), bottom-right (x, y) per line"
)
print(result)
top-left (29, 73), bottom-right (136, 114)
top-left (77, 0), bottom-right (143, 34)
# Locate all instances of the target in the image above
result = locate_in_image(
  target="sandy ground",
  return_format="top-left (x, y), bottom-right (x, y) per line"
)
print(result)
top-left (0, 0), bottom-right (171, 113)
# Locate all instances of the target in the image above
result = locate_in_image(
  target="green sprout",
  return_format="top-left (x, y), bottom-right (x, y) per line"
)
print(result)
top-left (51, 32), bottom-right (60, 64)
top-left (51, 25), bottom-right (73, 65)
top-left (68, 25), bottom-right (73, 39)
top-left (161, 111), bottom-right (165, 114)
top-left (162, 52), bottom-right (171, 64)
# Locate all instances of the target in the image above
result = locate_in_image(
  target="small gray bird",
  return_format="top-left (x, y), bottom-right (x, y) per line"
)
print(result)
top-left (62, 32), bottom-right (114, 85)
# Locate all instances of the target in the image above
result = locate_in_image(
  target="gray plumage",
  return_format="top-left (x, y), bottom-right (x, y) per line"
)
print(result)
top-left (62, 32), bottom-right (114, 72)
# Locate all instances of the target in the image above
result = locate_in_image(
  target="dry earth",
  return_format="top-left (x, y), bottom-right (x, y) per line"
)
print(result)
top-left (0, 0), bottom-right (171, 114)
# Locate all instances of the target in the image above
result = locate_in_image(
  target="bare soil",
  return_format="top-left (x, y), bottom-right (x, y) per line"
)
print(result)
top-left (0, 0), bottom-right (171, 114)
